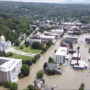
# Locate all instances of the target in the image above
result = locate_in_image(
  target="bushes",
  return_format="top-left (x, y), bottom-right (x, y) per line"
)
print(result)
top-left (6, 52), bottom-right (13, 57)
top-left (43, 62), bottom-right (47, 69)
top-left (0, 81), bottom-right (18, 90)
top-left (25, 41), bottom-right (29, 47)
top-left (48, 57), bottom-right (54, 63)
top-left (32, 54), bottom-right (40, 63)
top-left (47, 70), bottom-right (56, 75)
top-left (79, 83), bottom-right (85, 90)
top-left (22, 54), bottom-right (40, 66)
top-left (4, 81), bottom-right (11, 88)
top-left (28, 85), bottom-right (34, 90)
top-left (36, 70), bottom-right (44, 79)
top-left (20, 46), bottom-right (24, 49)
top-left (20, 64), bottom-right (30, 77)
top-left (23, 59), bottom-right (33, 66)
top-left (14, 40), bottom-right (20, 46)
top-left (10, 82), bottom-right (18, 90)
top-left (46, 41), bottom-right (53, 47)
top-left (0, 51), bottom-right (6, 56)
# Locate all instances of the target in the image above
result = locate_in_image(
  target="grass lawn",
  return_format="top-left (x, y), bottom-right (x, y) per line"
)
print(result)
top-left (11, 53), bottom-right (33, 61)
top-left (15, 45), bottom-right (41, 54)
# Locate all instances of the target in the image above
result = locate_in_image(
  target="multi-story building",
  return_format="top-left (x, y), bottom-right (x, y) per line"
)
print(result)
top-left (54, 47), bottom-right (68, 64)
top-left (0, 57), bottom-right (22, 82)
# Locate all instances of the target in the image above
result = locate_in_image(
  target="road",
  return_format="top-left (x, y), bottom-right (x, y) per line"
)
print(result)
top-left (20, 27), bottom-right (39, 46)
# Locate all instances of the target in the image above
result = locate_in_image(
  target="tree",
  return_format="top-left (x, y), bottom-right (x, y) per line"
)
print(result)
top-left (0, 51), bottom-right (6, 56)
top-left (26, 59), bottom-right (33, 66)
top-left (43, 62), bottom-right (47, 69)
top-left (31, 42), bottom-right (44, 50)
top-left (10, 82), bottom-right (18, 90)
top-left (36, 70), bottom-right (44, 79)
top-left (4, 81), bottom-right (11, 88)
top-left (6, 52), bottom-right (13, 57)
top-left (28, 85), bottom-right (34, 90)
top-left (48, 57), bottom-right (54, 63)
top-left (46, 41), bottom-right (52, 47)
top-left (14, 40), bottom-right (20, 46)
top-left (32, 54), bottom-right (40, 63)
top-left (79, 83), bottom-right (85, 90)
top-left (47, 70), bottom-right (56, 75)
top-left (21, 64), bottom-right (30, 76)
top-left (20, 46), bottom-right (24, 49)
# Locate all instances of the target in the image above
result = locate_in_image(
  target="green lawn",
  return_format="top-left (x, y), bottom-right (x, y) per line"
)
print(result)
top-left (11, 53), bottom-right (33, 61)
top-left (15, 45), bottom-right (41, 54)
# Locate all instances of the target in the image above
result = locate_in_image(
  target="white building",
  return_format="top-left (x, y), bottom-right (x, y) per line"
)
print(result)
top-left (44, 31), bottom-right (60, 39)
top-left (39, 35), bottom-right (56, 44)
top-left (54, 47), bottom-right (68, 64)
top-left (26, 38), bottom-right (41, 45)
top-left (50, 29), bottom-right (64, 34)
top-left (0, 57), bottom-right (22, 82)
top-left (0, 35), bottom-right (11, 53)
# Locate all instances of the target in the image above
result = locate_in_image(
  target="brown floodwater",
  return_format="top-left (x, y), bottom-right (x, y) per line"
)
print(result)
top-left (1, 34), bottom-right (90, 90)
top-left (44, 34), bottom-right (90, 90)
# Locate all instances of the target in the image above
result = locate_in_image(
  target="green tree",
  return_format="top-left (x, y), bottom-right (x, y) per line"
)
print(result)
top-left (4, 81), bottom-right (11, 88)
top-left (26, 59), bottom-right (33, 66)
top-left (14, 40), bottom-right (20, 46)
top-left (6, 52), bottom-right (13, 57)
top-left (43, 62), bottom-right (47, 69)
top-left (79, 83), bottom-right (85, 90)
top-left (10, 82), bottom-right (18, 90)
top-left (28, 85), bottom-right (34, 90)
top-left (36, 70), bottom-right (44, 79)
top-left (47, 70), bottom-right (56, 75)
top-left (32, 42), bottom-right (44, 50)
top-left (21, 64), bottom-right (30, 76)
top-left (48, 57), bottom-right (54, 63)
top-left (46, 41), bottom-right (52, 47)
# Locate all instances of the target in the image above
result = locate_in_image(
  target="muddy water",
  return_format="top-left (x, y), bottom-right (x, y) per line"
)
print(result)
top-left (17, 39), bottom-right (61, 90)
top-left (1, 34), bottom-right (90, 90)
top-left (45, 34), bottom-right (90, 90)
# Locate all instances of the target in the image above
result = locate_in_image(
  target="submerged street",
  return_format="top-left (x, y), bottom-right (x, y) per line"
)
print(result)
top-left (1, 34), bottom-right (90, 90)
top-left (18, 34), bottom-right (90, 90)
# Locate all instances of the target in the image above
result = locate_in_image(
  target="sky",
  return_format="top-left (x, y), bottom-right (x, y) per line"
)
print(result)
top-left (0, 0), bottom-right (90, 4)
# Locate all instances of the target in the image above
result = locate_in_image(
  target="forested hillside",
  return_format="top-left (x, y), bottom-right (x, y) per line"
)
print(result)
top-left (0, 2), bottom-right (90, 21)
top-left (0, 12), bottom-right (30, 43)
top-left (0, 2), bottom-right (90, 43)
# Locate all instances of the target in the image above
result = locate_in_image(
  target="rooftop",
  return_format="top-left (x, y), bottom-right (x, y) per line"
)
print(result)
top-left (55, 47), bottom-right (68, 56)
top-left (0, 57), bottom-right (22, 72)
top-left (72, 53), bottom-right (80, 58)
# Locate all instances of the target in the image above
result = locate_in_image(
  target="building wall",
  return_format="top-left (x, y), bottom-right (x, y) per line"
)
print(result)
top-left (0, 71), bottom-right (8, 81)
top-left (0, 60), bottom-right (22, 82)
top-left (8, 61), bottom-right (22, 82)
top-left (54, 55), bottom-right (65, 64)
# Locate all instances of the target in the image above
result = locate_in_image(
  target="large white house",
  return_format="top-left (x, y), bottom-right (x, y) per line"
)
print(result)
top-left (0, 57), bottom-right (22, 82)
top-left (54, 47), bottom-right (68, 64)
top-left (0, 35), bottom-right (11, 53)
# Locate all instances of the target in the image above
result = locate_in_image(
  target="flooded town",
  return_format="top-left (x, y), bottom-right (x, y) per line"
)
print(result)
top-left (0, 1), bottom-right (90, 90)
